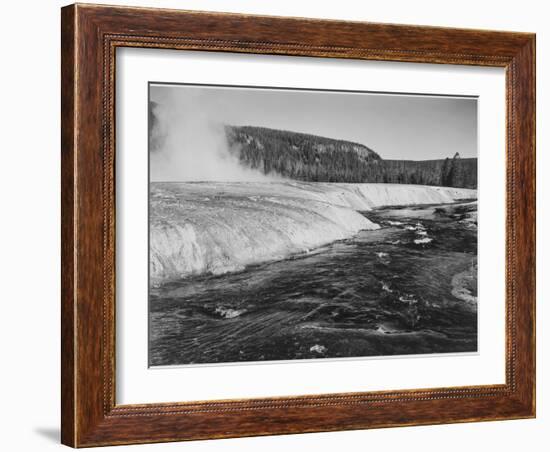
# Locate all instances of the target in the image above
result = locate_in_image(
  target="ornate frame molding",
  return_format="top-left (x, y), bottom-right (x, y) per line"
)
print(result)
top-left (61, 4), bottom-right (535, 447)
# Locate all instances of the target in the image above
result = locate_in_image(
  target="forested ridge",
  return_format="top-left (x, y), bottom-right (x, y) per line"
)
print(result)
top-left (226, 125), bottom-right (477, 189)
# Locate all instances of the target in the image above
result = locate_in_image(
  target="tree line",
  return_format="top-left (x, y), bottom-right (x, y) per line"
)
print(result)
top-left (226, 126), bottom-right (477, 189)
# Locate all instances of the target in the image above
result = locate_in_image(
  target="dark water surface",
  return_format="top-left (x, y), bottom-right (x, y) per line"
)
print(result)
top-left (149, 201), bottom-right (478, 366)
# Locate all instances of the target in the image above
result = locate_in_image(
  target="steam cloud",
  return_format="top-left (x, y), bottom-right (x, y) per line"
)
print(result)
top-left (149, 86), bottom-right (275, 182)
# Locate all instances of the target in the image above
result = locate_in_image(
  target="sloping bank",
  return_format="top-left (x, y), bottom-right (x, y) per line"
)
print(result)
top-left (150, 182), bottom-right (477, 285)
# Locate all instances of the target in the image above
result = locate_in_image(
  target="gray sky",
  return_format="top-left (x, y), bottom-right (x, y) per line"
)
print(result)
top-left (150, 83), bottom-right (477, 161)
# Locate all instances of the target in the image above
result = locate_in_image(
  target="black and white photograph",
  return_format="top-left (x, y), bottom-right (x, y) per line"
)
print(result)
top-left (148, 83), bottom-right (478, 367)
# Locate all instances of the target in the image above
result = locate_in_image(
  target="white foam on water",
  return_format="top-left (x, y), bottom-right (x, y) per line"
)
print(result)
top-left (414, 237), bottom-right (433, 244)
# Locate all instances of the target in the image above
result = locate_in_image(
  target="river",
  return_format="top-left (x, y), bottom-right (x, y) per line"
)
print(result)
top-left (149, 199), bottom-right (477, 366)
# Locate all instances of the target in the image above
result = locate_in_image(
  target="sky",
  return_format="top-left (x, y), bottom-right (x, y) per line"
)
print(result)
top-left (149, 83), bottom-right (477, 181)
top-left (151, 83), bottom-right (477, 159)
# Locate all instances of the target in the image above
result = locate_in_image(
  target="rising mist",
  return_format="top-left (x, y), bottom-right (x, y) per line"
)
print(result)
top-left (149, 85), bottom-right (276, 182)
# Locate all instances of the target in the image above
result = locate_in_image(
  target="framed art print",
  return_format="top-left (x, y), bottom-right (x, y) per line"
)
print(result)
top-left (61, 4), bottom-right (535, 447)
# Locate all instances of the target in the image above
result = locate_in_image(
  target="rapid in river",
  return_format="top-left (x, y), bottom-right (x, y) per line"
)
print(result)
top-left (149, 182), bottom-right (477, 366)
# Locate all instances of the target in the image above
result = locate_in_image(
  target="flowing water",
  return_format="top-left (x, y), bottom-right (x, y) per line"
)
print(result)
top-left (149, 198), bottom-right (478, 366)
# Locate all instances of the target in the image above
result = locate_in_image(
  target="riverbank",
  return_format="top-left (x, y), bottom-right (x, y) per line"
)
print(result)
top-left (150, 182), bottom-right (477, 285)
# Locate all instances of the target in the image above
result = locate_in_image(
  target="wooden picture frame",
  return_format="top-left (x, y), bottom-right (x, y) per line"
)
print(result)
top-left (61, 3), bottom-right (535, 447)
